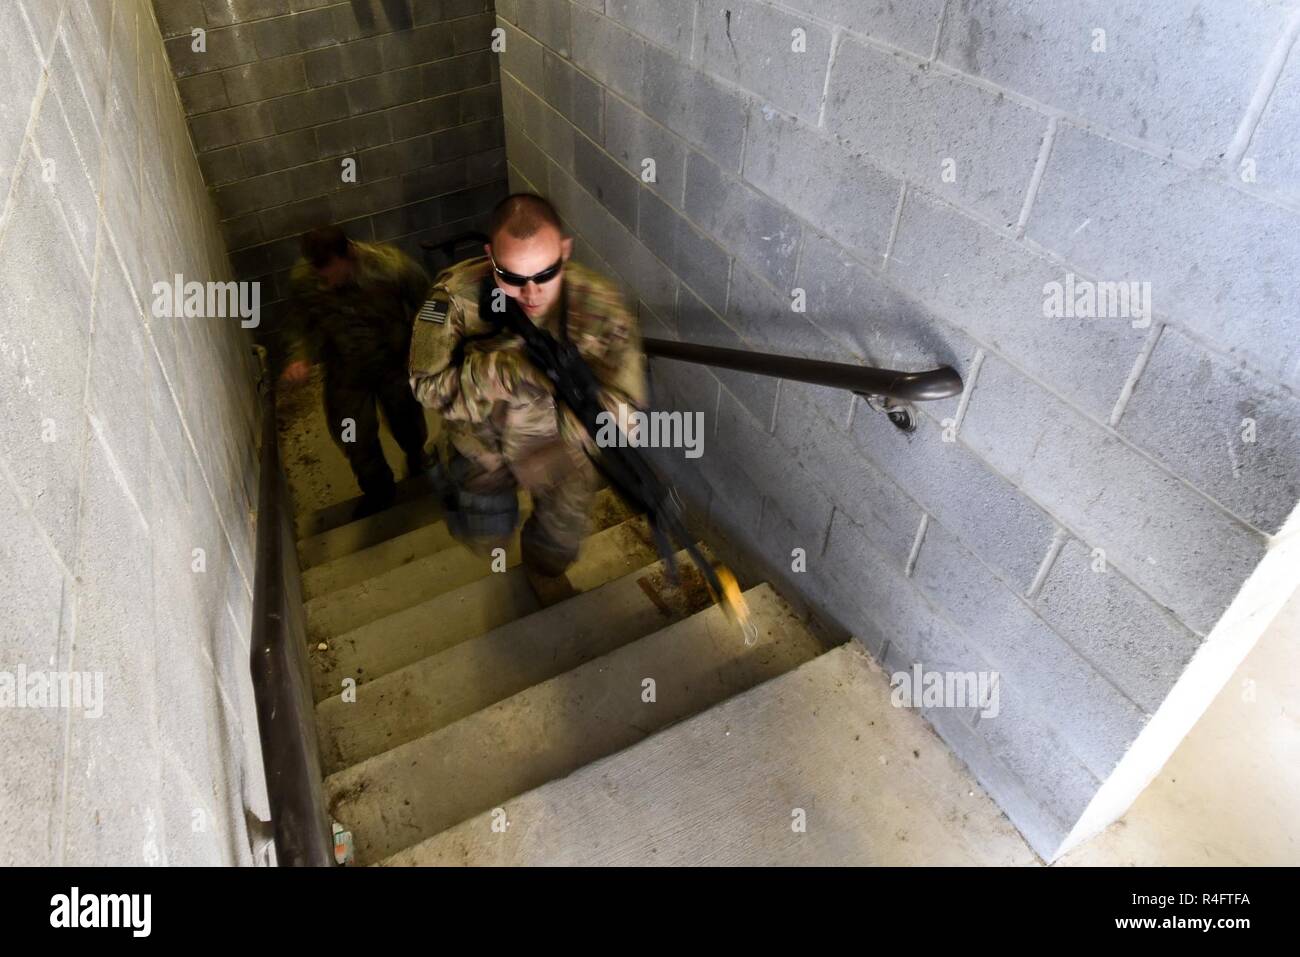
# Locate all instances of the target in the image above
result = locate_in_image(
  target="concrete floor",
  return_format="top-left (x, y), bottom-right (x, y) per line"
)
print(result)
top-left (1056, 585), bottom-right (1299, 866)
top-left (278, 372), bottom-right (1298, 866)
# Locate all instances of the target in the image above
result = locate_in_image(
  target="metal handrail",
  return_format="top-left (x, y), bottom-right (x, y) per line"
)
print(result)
top-left (249, 348), bottom-right (334, 867)
top-left (642, 337), bottom-right (962, 402)
top-left (423, 230), bottom-right (963, 403)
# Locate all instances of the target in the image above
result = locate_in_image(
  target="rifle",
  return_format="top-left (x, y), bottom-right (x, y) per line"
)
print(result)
top-left (491, 293), bottom-right (752, 635)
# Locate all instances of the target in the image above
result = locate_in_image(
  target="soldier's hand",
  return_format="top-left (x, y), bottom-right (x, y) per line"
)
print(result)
top-left (462, 349), bottom-right (552, 405)
top-left (510, 355), bottom-right (554, 397)
top-left (280, 359), bottom-right (312, 386)
top-left (490, 351), bottom-right (552, 401)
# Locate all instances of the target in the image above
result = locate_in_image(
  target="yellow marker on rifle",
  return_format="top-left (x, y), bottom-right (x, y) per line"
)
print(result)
top-left (708, 563), bottom-right (755, 643)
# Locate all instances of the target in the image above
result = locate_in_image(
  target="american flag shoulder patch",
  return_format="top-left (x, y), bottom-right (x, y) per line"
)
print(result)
top-left (417, 296), bottom-right (450, 324)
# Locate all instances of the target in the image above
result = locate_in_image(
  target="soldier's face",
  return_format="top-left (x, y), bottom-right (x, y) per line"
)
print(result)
top-left (486, 226), bottom-right (572, 321)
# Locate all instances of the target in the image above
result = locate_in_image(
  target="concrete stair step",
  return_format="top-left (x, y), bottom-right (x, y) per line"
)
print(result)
top-left (316, 547), bottom-right (714, 773)
top-left (305, 536), bottom-right (521, 644)
top-left (304, 504), bottom-right (648, 643)
top-left (382, 643), bottom-right (1038, 866)
top-left (296, 471), bottom-right (441, 542)
top-left (324, 583), bottom-right (825, 864)
top-left (300, 488), bottom-right (629, 600)
top-left (307, 515), bottom-right (663, 700)
top-left (302, 518), bottom-right (456, 601)
top-left (297, 494), bottom-right (445, 570)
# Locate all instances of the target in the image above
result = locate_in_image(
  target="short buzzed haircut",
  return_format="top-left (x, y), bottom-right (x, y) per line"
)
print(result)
top-left (301, 224), bottom-right (350, 268)
top-left (487, 192), bottom-right (563, 242)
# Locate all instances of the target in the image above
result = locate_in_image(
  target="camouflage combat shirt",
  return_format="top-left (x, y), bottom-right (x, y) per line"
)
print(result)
top-left (408, 255), bottom-right (647, 427)
top-left (283, 241), bottom-right (430, 383)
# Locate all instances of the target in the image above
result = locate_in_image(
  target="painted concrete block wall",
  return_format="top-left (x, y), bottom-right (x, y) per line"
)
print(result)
top-left (151, 0), bottom-right (510, 339)
top-left (496, 0), bottom-right (1300, 860)
top-left (1, 0), bottom-right (267, 865)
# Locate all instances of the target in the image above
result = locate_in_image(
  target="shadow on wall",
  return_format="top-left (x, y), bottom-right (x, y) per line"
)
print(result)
top-left (350, 0), bottom-right (413, 34)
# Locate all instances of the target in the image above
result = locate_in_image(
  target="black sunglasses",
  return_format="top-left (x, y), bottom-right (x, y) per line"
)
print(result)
top-left (488, 250), bottom-right (564, 287)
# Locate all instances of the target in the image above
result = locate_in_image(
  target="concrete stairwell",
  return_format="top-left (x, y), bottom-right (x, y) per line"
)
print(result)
top-left (295, 477), bottom-right (1038, 867)
top-left (300, 480), bottom-right (830, 864)
top-left (265, 359), bottom-right (1041, 866)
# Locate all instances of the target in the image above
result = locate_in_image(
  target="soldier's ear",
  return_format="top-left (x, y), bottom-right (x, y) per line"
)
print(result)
top-left (561, 237), bottom-right (573, 261)
top-left (483, 243), bottom-right (492, 260)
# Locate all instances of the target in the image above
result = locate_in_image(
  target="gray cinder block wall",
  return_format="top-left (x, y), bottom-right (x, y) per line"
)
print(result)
top-left (152, 0), bottom-right (509, 338)
top-left (496, 0), bottom-right (1300, 860)
top-left (0, 0), bottom-right (267, 864)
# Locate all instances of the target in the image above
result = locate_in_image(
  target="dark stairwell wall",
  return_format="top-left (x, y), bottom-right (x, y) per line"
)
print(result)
top-left (495, 0), bottom-right (1300, 860)
top-left (153, 0), bottom-right (509, 340)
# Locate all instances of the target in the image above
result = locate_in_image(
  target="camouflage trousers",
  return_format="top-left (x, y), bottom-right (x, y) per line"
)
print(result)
top-left (325, 369), bottom-right (428, 501)
top-left (442, 393), bottom-right (598, 576)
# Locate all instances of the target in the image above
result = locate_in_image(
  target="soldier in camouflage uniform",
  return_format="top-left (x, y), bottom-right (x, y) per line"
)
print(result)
top-left (408, 193), bottom-right (646, 580)
top-left (281, 226), bottom-right (432, 517)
